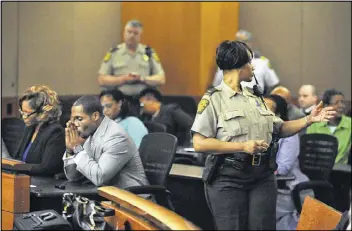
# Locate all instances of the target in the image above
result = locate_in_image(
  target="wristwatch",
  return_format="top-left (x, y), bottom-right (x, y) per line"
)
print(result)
top-left (73, 145), bottom-right (84, 154)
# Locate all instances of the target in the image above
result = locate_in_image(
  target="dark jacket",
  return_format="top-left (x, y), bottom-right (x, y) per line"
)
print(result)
top-left (13, 121), bottom-right (65, 176)
top-left (142, 103), bottom-right (194, 145)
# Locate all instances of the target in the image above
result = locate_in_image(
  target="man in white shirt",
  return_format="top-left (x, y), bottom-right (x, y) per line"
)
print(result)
top-left (212, 30), bottom-right (280, 95)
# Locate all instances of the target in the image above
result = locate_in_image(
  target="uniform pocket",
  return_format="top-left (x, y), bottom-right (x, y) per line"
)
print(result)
top-left (258, 110), bottom-right (274, 133)
top-left (222, 109), bottom-right (249, 136)
top-left (112, 62), bottom-right (128, 74)
top-left (138, 61), bottom-right (149, 70)
top-left (112, 62), bottom-right (127, 69)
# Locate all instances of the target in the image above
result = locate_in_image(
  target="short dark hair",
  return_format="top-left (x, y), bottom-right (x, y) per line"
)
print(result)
top-left (125, 19), bottom-right (143, 29)
top-left (322, 88), bottom-right (344, 106)
top-left (99, 89), bottom-right (131, 119)
top-left (139, 88), bottom-right (163, 102)
top-left (268, 94), bottom-right (289, 121)
top-left (216, 40), bottom-right (253, 71)
top-left (73, 95), bottom-right (102, 116)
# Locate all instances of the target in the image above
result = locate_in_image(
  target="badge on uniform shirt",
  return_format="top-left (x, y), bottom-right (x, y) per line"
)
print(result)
top-left (152, 52), bottom-right (160, 63)
top-left (103, 52), bottom-right (112, 62)
top-left (143, 54), bottom-right (149, 62)
top-left (255, 99), bottom-right (262, 108)
top-left (197, 99), bottom-right (209, 114)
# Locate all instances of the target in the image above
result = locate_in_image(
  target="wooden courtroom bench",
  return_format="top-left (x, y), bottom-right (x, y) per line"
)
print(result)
top-left (297, 196), bottom-right (342, 230)
top-left (98, 186), bottom-right (200, 230)
top-left (1, 158), bottom-right (30, 230)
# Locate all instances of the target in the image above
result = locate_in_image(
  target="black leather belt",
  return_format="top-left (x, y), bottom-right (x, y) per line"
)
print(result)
top-left (224, 152), bottom-right (269, 167)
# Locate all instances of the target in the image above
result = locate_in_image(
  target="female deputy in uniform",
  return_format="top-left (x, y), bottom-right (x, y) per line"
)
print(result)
top-left (191, 40), bottom-right (336, 230)
top-left (13, 85), bottom-right (65, 176)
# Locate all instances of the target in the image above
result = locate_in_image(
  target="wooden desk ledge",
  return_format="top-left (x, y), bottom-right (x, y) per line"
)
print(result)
top-left (98, 186), bottom-right (200, 230)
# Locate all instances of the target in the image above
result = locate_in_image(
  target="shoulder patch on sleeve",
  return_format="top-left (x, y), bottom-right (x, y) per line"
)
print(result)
top-left (103, 52), bottom-right (112, 62)
top-left (260, 55), bottom-right (267, 61)
top-left (260, 56), bottom-right (273, 69)
top-left (152, 52), bottom-right (160, 62)
top-left (103, 46), bottom-right (119, 62)
top-left (197, 98), bottom-right (210, 114)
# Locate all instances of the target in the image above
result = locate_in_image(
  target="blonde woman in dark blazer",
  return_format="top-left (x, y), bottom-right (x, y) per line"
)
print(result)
top-left (13, 85), bottom-right (65, 176)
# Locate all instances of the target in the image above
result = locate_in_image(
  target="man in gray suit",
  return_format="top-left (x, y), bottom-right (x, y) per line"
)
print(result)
top-left (63, 95), bottom-right (149, 189)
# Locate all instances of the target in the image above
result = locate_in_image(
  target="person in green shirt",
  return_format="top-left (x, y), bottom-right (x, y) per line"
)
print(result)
top-left (307, 88), bottom-right (351, 164)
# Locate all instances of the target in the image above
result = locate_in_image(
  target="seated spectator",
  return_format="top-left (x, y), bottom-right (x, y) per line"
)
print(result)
top-left (63, 95), bottom-right (149, 189)
top-left (2, 137), bottom-right (11, 159)
top-left (307, 89), bottom-right (351, 164)
top-left (265, 95), bottom-right (313, 230)
top-left (13, 85), bottom-right (65, 176)
top-left (298, 84), bottom-right (319, 116)
top-left (100, 89), bottom-right (148, 148)
top-left (139, 88), bottom-right (193, 145)
top-left (271, 86), bottom-right (305, 120)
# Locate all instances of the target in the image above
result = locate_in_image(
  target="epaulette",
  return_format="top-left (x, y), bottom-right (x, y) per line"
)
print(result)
top-left (146, 45), bottom-right (161, 63)
top-left (103, 46), bottom-right (119, 62)
top-left (145, 45), bottom-right (152, 57)
top-left (244, 86), bottom-right (254, 94)
top-left (109, 46), bottom-right (119, 53)
top-left (205, 88), bottom-right (219, 96)
top-left (260, 55), bottom-right (267, 61)
top-left (260, 55), bottom-right (273, 69)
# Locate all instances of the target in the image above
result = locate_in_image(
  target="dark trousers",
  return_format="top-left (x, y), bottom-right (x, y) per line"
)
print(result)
top-left (204, 169), bottom-right (277, 230)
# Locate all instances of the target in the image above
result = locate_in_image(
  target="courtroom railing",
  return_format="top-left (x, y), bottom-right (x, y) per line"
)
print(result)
top-left (99, 186), bottom-right (201, 230)
top-left (1, 158), bottom-right (30, 230)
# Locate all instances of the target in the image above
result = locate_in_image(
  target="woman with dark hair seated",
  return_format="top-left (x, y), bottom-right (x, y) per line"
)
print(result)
top-left (138, 87), bottom-right (194, 145)
top-left (13, 85), bottom-right (65, 176)
top-left (100, 89), bottom-right (148, 148)
top-left (265, 94), bottom-right (313, 230)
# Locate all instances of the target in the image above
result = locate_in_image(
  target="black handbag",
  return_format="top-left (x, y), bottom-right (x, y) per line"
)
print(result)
top-left (62, 193), bottom-right (115, 230)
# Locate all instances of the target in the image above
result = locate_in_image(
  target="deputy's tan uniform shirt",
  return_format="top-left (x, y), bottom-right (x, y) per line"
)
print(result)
top-left (98, 43), bottom-right (165, 96)
top-left (191, 81), bottom-right (284, 145)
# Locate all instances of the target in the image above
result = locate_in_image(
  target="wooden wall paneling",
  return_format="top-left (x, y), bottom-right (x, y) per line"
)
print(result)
top-left (121, 2), bottom-right (239, 97)
top-left (199, 2), bottom-right (239, 94)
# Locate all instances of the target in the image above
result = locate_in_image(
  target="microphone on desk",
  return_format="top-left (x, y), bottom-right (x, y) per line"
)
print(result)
top-left (54, 172), bottom-right (68, 189)
top-left (55, 184), bottom-right (66, 190)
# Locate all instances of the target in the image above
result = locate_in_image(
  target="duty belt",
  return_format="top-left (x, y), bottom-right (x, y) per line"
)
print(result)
top-left (224, 152), bottom-right (269, 167)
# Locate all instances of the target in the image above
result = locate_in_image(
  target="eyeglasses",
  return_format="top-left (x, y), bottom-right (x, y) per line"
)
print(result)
top-left (19, 109), bottom-right (37, 118)
top-left (101, 103), bottom-right (113, 109)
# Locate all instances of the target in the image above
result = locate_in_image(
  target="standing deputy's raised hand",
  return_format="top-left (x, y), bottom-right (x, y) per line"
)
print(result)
top-left (308, 101), bottom-right (337, 124)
